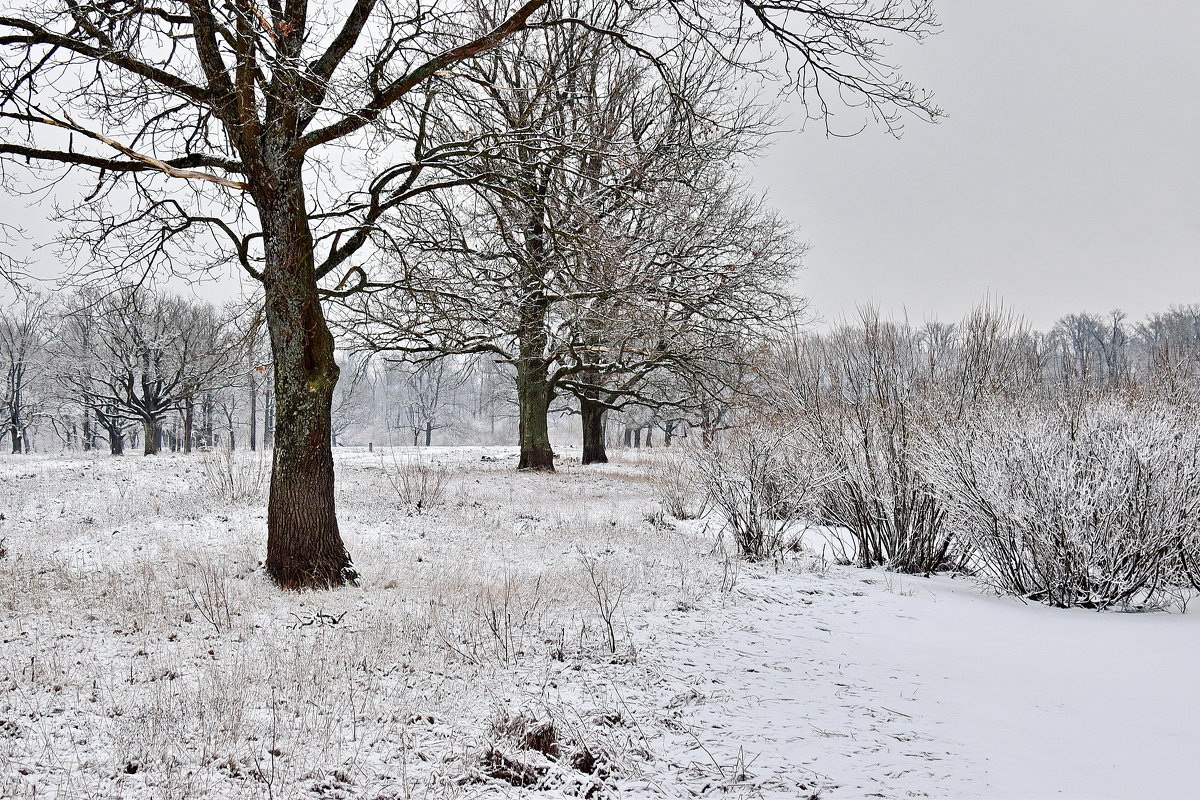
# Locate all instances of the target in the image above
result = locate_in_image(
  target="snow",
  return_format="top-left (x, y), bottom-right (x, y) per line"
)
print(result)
top-left (646, 567), bottom-right (1200, 798)
top-left (0, 446), bottom-right (1196, 799)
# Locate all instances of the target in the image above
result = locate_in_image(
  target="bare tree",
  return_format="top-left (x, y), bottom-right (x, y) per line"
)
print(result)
top-left (557, 172), bottom-right (805, 463)
top-left (375, 358), bottom-right (468, 447)
top-left (1133, 305), bottom-right (1200, 401)
top-left (0, 0), bottom-right (939, 585)
top-left (345, 23), bottom-right (805, 469)
top-left (47, 290), bottom-right (125, 454)
top-left (0, 292), bottom-right (49, 452)
top-left (50, 289), bottom-right (237, 455)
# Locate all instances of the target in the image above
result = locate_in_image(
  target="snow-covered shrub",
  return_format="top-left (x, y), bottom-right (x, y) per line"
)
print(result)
top-left (646, 451), bottom-right (703, 519)
top-left (920, 400), bottom-right (1200, 609)
top-left (812, 418), bottom-right (952, 573)
top-left (693, 426), bottom-right (817, 560)
top-left (774, 313), bottom-right (953, 573)
top-left (196, 447), bottom-right (268, 504)
top-left (767, 306), bottom-right (1041, 574)
top-left (382, 449), bottom-right (450, 512)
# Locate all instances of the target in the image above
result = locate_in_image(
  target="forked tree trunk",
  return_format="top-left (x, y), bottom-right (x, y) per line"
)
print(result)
top-left (104, 416), bottom-right (125, 456)
top-left (258, 173), bottom-right (354, 589)
top-left (424, 422), bottom-right (433, 447)
top-left (580, 394), bottom-right (608, 465)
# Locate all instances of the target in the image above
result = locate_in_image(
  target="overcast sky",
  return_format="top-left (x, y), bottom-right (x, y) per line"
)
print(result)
top-left (755, 0), bottom-right (1200, 330)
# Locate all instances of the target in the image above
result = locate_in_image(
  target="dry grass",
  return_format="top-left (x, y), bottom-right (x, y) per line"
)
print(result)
top-left (0, 447), bottom-right (720, 798)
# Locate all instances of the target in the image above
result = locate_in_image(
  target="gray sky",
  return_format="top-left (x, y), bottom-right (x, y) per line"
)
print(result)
top-left (755, 0), bottom-right (1200, 330)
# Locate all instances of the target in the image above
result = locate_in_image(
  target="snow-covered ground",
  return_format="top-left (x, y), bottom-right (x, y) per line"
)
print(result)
top-left (0, 447), bottom-right (1195, 799)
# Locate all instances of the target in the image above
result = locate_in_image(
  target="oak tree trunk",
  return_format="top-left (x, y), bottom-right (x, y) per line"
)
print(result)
top-left (143, 418), bottom-right (159, 455)
top-left (516, 358), bottom-right (555, 470)
top-left (258, 170), bottom-right (354, 589)
top-left (515, 195), bottom-right (555, 471)
top-left (580, 394), bottom-right (608, 465)
top-left (111, 433), bottom-right (124, 455)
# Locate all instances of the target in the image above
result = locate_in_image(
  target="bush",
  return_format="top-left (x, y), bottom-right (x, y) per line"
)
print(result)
top-left (196, 448), bottom-right (269, 504)
top-left (646, 451), bottom-right (703, 519)
top-left (777, 313), bottom-right (957, 573)
top-left (814, 431), bottom-right (952, 574)
top-left (382, 450), bottom-right (450, 512)
top-left (920, 400), bottom-right (1200, 609)
top-left (693, 427), bottom-right (816, 560)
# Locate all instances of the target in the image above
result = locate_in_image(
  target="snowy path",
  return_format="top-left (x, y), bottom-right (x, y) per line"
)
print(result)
top-left (641, 567), bottom-right (1200, 799)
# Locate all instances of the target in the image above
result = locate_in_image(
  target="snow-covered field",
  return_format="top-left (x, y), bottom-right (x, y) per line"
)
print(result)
top-left (0, 447), bottom-right (1196, 799)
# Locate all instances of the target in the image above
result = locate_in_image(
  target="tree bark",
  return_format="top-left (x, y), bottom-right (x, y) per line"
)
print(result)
top-left (515, 209), bottom-right (555, 471)
top-left (258, 169), bottom-right (354, 589)
top-left (516, 358), bottom-right (555, 470)
top-left (142, 418), bottom-right (159, 455)
top-left (424, 421), bottom-right (433, 447)
top-left (580, 394), bottom-right (608, 465)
